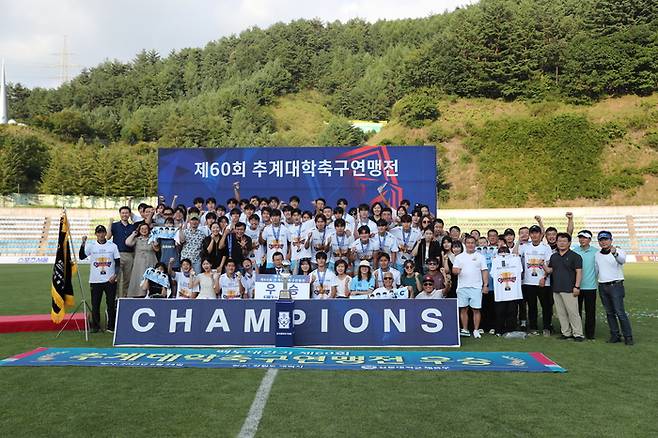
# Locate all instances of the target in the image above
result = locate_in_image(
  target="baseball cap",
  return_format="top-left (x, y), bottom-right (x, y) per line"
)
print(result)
top-left (189, 213), bottom-right (200, 220)
top-left (529, 225), bottom-right (542, 233)
top-left (95, 225), bottom-right (107, 233)
top-left (422, 275), bottom-right (434, 283)
top-left (577, 230), bottom-right (593, 239)
top-left (597, 231), bottom-right (613, 240)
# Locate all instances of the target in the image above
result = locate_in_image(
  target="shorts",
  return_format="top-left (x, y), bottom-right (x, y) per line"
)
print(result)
top-left (457, 287), bottom-right (483, 309)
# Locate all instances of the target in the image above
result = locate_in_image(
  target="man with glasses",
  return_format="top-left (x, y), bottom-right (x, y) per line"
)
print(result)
top-left (415, 275), bottom-right (444, 299)
top-left (371, 272), bottom-right (407, 299)
top-left (595, 231), bottom-right (633, 345)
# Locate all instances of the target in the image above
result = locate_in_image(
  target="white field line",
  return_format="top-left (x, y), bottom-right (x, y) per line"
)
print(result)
top-left (237, 369), bottom-right (279, 438)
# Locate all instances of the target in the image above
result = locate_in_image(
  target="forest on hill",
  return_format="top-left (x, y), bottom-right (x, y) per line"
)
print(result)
top-left (1, 0), bottom-right (657, 207)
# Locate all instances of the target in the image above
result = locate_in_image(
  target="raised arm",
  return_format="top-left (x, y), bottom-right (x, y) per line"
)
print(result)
top-left (566, 212), bottom-right (574, 236)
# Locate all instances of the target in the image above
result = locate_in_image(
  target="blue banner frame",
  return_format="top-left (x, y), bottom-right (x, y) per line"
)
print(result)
top-left (158, 145), bottom-right (437, 210)
top-left (113, 298), bottom-right (460, 347)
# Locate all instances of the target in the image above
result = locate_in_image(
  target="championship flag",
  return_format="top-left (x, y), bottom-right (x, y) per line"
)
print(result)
top-left (51, 214), bottom-right (76, 323)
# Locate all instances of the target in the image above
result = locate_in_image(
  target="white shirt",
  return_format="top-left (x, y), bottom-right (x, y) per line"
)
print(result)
top-left (391, 227), bottom-right (422, 264)
top-left (309, 227), bottom-right (330, 263)
top-left (241, 271), bottom-right (256, 298)
top-left (519, 241), bottom-right (553, 286)
top-left (262, 224), bottom-right (289, 263)
top-left (327, 232), bottom-right (354, 264)
top-left (310, 268), bottom-right (337, 299)
top-left (490, 254), bottom-right (523, 302)
top-left (415, 289), bottom-right (443, 299)
top-left (373, 267), bottom-right (401, 287)
top-left (288, 221), bottom-right (313, 261)
top-left (350, 238), bottom-right (375, 266)
top-left (454, 251), bottom-right (488, 289)
top-left (174, 271), bottom-right (200, 298)
top-left (84, 240), bottom-right (120, 284)
top-left (595, 248), bottom-right (626, 283)
top-left (332, 275), bottom-right (352, 298)
top-left (371, 286), bottom-right (409, 299)
top-left (220, 273), bottom-right (242, 299)
top-left (354, 218), bottom-right (377, 236)
top-left (372, 232), bottom-right (399, 256)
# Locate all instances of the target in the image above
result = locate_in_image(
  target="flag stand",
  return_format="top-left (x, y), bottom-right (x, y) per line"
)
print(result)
top-left (56, 209), bottom-right (89, 341)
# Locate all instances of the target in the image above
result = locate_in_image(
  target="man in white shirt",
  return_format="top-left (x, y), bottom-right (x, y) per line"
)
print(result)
top-left (310, 252), bottom-right (336, 299)
top-left (373, 219), bottom-right (399, 269)
top-left (415, 275), bottom-right (444, 299)
top-left (391, 214), bottom-right (422, 272)
top-left (259, 209), bottom-right (290, 269)
top-left (79, 225), bottom-right (121, 333)
top-left (327, 218), bottom-right (354, 268)
top-left (354, 203), bottom-right (377, 237)
top-left (452, 235), bottom-right (489, 338)
top-left (595, 231), bottom-right (633, 345)
top-left (373, 252), bottom-right (401, 287)
top-left (287, 208), bottom-right (313, 274)
top-left (519, 224), bottom-right (554, 336)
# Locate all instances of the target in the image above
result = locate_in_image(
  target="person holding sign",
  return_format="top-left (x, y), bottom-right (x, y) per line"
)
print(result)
top-left (310, 252), bottom-right (336, 299)
top-left (490, 247), bottom-right (523, 335)
top-left (519, 224), bottom-right (554, 336)
top-left (169, 258), bottom-right (200, 299)
top-left (139, 263), bottom-right (171, 298)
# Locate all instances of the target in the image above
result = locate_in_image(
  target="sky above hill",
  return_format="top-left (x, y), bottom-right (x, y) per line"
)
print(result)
top-left (0, 0), bottom-right (473, 89)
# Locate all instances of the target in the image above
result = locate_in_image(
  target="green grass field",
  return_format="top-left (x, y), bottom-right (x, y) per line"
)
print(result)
top-left (1, 264), bottom-right (656, 437)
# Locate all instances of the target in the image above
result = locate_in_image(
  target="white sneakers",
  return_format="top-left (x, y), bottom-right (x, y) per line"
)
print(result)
top-left (460, 329), bottom-right (471, 337)
top-left (473, 330), bottom-right (482, 339)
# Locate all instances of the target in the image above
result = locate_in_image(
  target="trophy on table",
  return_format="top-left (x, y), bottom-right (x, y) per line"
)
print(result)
top-left (279, 260), bottom-right (292, 299)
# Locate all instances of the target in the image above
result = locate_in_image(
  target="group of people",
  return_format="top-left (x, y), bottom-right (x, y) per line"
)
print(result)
top-left (78, 190), bottom-right (634, 347)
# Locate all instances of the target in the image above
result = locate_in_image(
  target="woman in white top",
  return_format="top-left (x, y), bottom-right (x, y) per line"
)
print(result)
top-left (197, 259), bottom-right (219, 299)
top-left (331, 260), bottom-right (351, 298)
top-left (219, 259), bottom-right (244, 299)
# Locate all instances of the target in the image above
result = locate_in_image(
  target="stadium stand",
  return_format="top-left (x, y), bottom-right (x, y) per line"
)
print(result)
top-left (0, 209), bottom-right (656, 259)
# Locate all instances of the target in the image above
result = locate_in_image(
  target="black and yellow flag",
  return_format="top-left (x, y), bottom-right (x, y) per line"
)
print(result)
top-left (51, 214), bottom-right (76, 323)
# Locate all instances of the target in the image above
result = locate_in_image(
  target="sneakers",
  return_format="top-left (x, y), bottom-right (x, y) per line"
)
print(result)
top-left (488, 329), bottom-right (496, 335)
top-left (542, 329), bottom-right (551, 337)
top-left (473, 330), bottom-right (482, 339)
top-left (607, 336), bottom-right (622, 344)
top-left (573, 336), bottom-right (585, 342)
top-left (529, 331), bottom-right (539, 336)
top-left (460, 329), bottom-right (471, 337)
top-left (624, 337), bottom-right (634, 346)
top-left (520, 320), bottom-right (527, 329)
top-left (559, 335), bottom-right (573, 340)
top-left (106, 328), bottom-right (114, 334)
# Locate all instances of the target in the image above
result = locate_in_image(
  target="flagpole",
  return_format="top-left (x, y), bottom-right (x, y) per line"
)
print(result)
top-left (55, 208), bottom-right (90, 341)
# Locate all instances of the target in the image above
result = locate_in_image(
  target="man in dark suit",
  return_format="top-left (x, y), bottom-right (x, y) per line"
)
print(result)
top-left (262, 251), bottom-right (286, 274)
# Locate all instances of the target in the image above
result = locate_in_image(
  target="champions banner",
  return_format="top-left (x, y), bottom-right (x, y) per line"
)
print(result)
top-left (0, 347), bottom-right (566, 373)
top-left (113, 298), bottom-right (459, 347)
top-left (158, 146), bottom-right (437, 210)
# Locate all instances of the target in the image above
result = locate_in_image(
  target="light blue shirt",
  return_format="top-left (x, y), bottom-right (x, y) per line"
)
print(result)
top-left (349, 276), bottom-right (375, 292)
top-left (571, 244), bottom-right (597, 290)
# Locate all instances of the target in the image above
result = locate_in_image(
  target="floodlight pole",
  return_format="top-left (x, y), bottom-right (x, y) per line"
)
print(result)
top-left (56, 207), bottom-right (89, 341)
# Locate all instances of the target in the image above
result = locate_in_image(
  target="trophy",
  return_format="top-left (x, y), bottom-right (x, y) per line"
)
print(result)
top-left (279, 260), bottom-right (292, 299)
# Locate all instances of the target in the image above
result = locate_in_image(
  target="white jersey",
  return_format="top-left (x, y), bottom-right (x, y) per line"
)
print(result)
top-left (490, 254), bottom-right (523, 302)
top-left (262, 224), bottom-right (290, 263)
top-left (372, 232), bottom-right (399, 257)
top-left (84, 240), bottom-right (120, 284)
top-left (327, 232), bottom-right (354, 264)
top-left (310, 268), bottom-right (337, 299)
top-left (519, 241), bottom-right (553, 286)
top-left (219, 273), bottom-right (242, 299)
top-left (309, 227), bottom-right (330, 263)
top-left (287, 221), bottom-right (313, 261)
top-left (244, 224), bottom-right (263, 264)
top-left (174, 271), bottom-right (200, 299)
top-left (354, 218), bottom-right (377, 236)
top-left (350, 238), bottom-right (376, 266)
top-left (391, 227), bottom-right (422, 265)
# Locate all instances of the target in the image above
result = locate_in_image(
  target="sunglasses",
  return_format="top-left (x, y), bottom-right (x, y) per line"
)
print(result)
top-left (383, 277), bottom-right (394, 280)
top-left (423, 282), bottom-right (433, 286)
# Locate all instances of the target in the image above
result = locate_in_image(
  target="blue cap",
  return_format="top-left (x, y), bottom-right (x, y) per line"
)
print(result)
top-left (597, 231), bottom-right (613, 240)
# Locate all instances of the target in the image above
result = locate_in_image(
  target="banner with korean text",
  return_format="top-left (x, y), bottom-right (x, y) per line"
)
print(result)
top-left (158, 146), bottom-right (437, 210)
top-left (112, 298), bottom-right (459, 347)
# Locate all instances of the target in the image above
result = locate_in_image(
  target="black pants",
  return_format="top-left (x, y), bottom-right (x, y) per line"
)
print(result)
top-left (495, 301), bottom-right (517, 334)
top-left (480, 289), bottom-right (496, 331)
top-left (90, 282), bottom-right (117, 331)
top-left (536, 286), bottom-right (554, 331)
top-left (578, 289), bottom-right (597, 339)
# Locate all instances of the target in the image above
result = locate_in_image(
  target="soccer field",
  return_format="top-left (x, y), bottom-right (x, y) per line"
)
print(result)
top-left (1, 264), bottom-right (656, 437)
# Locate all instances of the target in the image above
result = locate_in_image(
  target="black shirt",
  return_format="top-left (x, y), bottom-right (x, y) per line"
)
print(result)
top-left (548, 249), bottom-right (582, 293)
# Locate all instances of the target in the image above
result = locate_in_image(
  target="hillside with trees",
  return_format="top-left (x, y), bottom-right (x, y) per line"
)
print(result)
top-left (2, 0), bottom-right (658, 207)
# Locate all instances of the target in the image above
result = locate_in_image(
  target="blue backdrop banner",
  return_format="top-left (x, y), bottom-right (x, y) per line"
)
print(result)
top-left (0, 347), bottom-right (566, 372)
top-left (158, 146), bottom-right (437, 210)
top-left (112, 298), bottom-right (460, 347)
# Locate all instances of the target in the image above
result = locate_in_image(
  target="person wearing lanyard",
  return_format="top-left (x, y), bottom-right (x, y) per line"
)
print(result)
top-left (259, 209), bottom-right (290, 269)
top-left (349, 225), bottom-right (375, 268)
top-left (328, 218), bottom-right (353, 272)
top-left (392, 214), bottom-right (422, 272)
top-left (595, 231), bottom-right (633, 345)
top-left (374, 219), bottom-right (398, 269)
top-left (308, 214), bottom-right (329, 268)
top-left (310, 251), bottom-right (336, 299)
